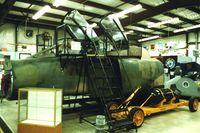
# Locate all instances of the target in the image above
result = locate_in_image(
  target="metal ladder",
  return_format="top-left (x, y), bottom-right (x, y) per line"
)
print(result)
top-left (66, 11), bottom-right (135, 131)
top-left (86, 54), bottom-right (134, 132)
top-left (86, 55), bottom-right (122, 102)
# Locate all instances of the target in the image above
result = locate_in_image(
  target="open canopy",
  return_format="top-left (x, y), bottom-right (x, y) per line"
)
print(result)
top-left (63, 10), bottom-right (99, 42)
top-left (100, 15), bottom-right (128, 43)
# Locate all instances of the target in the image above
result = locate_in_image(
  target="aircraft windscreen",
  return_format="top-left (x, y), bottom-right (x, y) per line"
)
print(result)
top-left (63, 16), bottom-right (86, 40)
top-left (100, 16), bottom-right (128, 43)
top-left (68, 10), bottom-right (99, 42)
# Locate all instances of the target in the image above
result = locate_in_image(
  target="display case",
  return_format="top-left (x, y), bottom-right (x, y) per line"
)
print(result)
top-left (17, 88), bottom-right (62, 133)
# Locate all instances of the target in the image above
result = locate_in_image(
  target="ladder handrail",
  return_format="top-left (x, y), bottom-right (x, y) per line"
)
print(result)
top-left (69, 15), bottom-right (114, 98)
top-left (65, 10), bottom-right (134, 127)
top-left (105, 30), bottom-right (135, 98)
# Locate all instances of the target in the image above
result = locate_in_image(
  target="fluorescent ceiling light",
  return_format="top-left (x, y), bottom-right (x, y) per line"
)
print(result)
top-left (53, 0), bottom-right (64, 7)
top-left (174, 24), bottom-right (200, 33)
top-left (124, 30), bottom-right (134, 35)
top-left (138, 35), bottom-right (160, 42)
top-left (126, 26), bottom-right (147, 32)
top-left (89, 23), bottom-right (97, 28)
top-left (32, 5), bottom-right (51, 20)
top-left (109, 4), bottom-right (142, 19)
top-left (148, 17), bottom-right (179, 28)
top-left (135, 27), bottom-right (146, 32)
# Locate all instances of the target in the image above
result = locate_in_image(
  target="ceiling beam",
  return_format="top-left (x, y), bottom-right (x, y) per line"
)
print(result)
top-left (85, 1), bottom-right (120, 12)
top-left (187, 7), bottom-right (200, 14)
top-left (164, 13), bottom-right (199, 25)
top-left (126, 34), bottom-right (143, 41)
top-left (14, 0), bottom-right (164, 36)
top-left (147, 18), bottom-right (178, 29)
top-left (138, 2), bottom-right (199, 25)
top-left (70, 0), bottom-right (174, 34)
top-left (11, 6), bottom-right (64, 20)
top-left (117, 1), bottom-right (179, 31)
top-left (124, 28), bottom-right (157, 36)
top-left (6, 14), bottom-right (61, 26)
top-left (69, 0), bottom-right (121, 12)
top-left (124, 0), bottom-right (200, 41)
top-left (121, 0), bottom-right (200, 26)
top-left (0, 0), bottom-right (17, 24)
top-left (142, 27), bottom-right (200, 42)
top-left (69, 0), bottom-right (86, 3)
top-left (133, 23), bottom-right (170, 34)
top-left (17, 0), bottom-right (102, 18)
top-left (11, 5), bottom-right (95, 26)
top-left (5, 18), bottom-right (56, 29)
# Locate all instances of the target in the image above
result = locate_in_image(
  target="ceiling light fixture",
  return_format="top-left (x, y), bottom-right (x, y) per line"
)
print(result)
top-left (138, 35), bottom-right (160, 42)
top-left (135, 27), bottom-right (146, 32)
top-left (89, 23), bottom-right (97, 28)
top-left (53, 0), bottom-right (64, 7)
top-left (148, 17), bottom-right (179, 28)
top-left (109, 4), bottom-right (142, 19)
top-left (124, 30), bottom-right (134, 35)
top-left (173, 24), bottom-right (200, 33)
top-left (32, 5), bottom-right (51, 20)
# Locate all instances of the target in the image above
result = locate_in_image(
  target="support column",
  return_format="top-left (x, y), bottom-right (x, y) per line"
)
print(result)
top-left (186, 32), bottom-right (189, 56)
top-left (15, 24), bottom-right (18, 52)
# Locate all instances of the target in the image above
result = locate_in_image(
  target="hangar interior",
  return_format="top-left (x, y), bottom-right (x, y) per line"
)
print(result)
top-left (0, 0), bottom-right (200, 133)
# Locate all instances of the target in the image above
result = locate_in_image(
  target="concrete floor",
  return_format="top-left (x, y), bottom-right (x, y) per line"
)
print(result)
top-left (0, 99), bottom-right (200, 133)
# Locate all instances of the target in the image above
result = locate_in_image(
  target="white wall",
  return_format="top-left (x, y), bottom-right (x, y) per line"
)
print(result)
top-left (188, 32), bottom-right (200, 42)
top-left (142, 32), bottom-right (200, 64)
top-left (0, 23), bottom-right (15, 51)
top-left (17, 25), bottom-right (55, 45)
top-left (0, 23), bottom-right (55, 59)
top-left (143, 34), bottom-right (186, 48)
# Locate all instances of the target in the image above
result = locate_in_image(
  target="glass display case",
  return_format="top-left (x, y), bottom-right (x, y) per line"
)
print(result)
top-left (17, 87), bottom-right (62, 133)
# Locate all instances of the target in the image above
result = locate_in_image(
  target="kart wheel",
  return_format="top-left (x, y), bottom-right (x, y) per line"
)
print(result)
top-left (129, 108), bottom-right (145, 128)
top-left (189, 97), bottom-right (199, 112)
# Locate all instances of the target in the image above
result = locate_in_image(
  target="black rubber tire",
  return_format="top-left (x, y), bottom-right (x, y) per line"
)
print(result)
top-left (129, 108), bottom-right (145, 128)
top-left (189, 97), bottom-right (199, 112)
